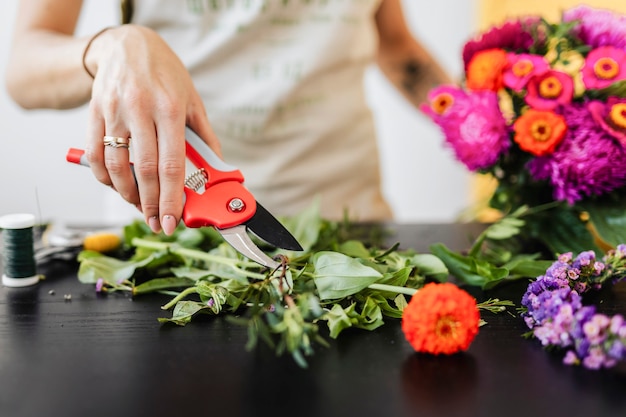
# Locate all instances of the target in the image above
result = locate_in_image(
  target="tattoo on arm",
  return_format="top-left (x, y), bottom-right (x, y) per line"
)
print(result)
top-left (399, 58), bottom-right (447, 105)
top-left (401, 59), bottom-right (424, 94)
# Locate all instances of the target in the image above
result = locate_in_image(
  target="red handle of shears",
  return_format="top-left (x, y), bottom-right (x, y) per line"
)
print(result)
top-left (182, 127), bottom-right (256, 229)
top-left (66, 127), bottom-right (256, 230)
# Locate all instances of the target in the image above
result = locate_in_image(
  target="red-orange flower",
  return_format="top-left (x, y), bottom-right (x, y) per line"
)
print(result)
top-left (513, 109), bottom-right (567, 156)
top-left (401, 283), bottom-right (480, 355)
top-left (466, 48), bottom-right (508, 91)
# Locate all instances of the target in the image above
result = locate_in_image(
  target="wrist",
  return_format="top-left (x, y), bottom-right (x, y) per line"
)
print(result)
top-left (82, 26), bottom-right (117, 79)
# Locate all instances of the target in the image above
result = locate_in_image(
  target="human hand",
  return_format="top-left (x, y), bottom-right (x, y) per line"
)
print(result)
top-left (82, 25), bottom-right (221, 235)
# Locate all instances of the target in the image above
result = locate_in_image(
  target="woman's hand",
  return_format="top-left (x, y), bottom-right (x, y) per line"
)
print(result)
top-left (82, 25), bottom-right (221, 235)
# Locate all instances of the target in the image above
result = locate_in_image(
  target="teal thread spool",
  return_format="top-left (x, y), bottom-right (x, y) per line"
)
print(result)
top-left (0, 213), bottom-right (39, 287)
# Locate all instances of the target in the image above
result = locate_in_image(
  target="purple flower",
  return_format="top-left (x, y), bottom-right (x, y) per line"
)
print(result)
top-left (95, 278), bottom-right (104, 293)
top-left (528, 102), bottom-right (626, 203)
top-left (522, 245), bottom-right (626, 369)
top-left (563, 350), bottom-right (579, 365)
top-left (564, 5), bottom-right (626, 49)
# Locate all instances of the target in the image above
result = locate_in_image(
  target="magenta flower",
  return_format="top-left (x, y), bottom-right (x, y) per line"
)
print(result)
top-left (525, 70), bottom-right (574, 110)
top-left (419, 85), bottom-right (471, 123)
top-left (503, 53), bottom-right (549, 91)
top-left (564, 5), bottom-right (626, 49)
top-left (422, 88), bottom-right (509, 171)
top-left (581, 46), bottom-right (626, 89)
top-left (528, 102), bottom-right (626, 203)
top-left (462, 17), bottom-right (539, 70)
top-left (588, 97), bottom-right (626, 145)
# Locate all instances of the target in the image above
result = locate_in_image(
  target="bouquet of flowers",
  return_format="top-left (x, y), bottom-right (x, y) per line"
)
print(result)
top-left (421, 5), bottom-right (626, 256)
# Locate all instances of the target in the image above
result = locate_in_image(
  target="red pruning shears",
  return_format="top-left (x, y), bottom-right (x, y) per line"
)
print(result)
top-left (66, 127), bottom-right (302, 269)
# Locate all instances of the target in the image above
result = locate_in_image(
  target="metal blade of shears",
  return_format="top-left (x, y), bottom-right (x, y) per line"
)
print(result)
top-left (217, 225), bottom-right (281, 269)
top-left (245, 202), bottom-right (303, 251)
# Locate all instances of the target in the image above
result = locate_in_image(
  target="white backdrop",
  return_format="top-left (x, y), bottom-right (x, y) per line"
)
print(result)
top-left (0, 0), bottom-right (476, 226)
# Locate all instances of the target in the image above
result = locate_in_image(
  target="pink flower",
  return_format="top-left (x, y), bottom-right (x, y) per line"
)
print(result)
top-left (525, 70), bottom-right (574, 110)
top-left (419, 85), bottom-right (470, 122)
top-left (582, 46), bottom-right (626, 89)
top-left (95, 278), bottom-right (104, 293)
top-left (588, 97), bottom-right (626, 145)
top-left (421, 87), bottom-right (509, 171)
top-left (503, 53), bottom-right (549, 91)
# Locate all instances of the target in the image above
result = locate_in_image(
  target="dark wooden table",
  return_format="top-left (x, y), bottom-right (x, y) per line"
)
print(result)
top-left (1, 223), bottom-right (625, 417)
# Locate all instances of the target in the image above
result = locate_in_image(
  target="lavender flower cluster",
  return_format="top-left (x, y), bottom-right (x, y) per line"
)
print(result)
top-left (521, 245), bottom-right (626, 369)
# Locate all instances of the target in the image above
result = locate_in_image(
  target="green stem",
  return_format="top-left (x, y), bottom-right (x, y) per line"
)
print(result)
top-left (132, 237), bottom-right (267, 280)
top-left (161, 287), bottom-right (199, 310)
top-left (367, 283), bottom-right (418, 296)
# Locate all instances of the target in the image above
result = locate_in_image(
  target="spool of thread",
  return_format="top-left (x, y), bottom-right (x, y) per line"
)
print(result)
top-left (0, 213), bottom-right (39, 287)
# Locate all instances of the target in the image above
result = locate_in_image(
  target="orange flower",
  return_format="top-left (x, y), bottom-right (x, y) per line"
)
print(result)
top-left (401, 283), bottom-right (480, 355)
top-left (513, 109), bottom-right (567, 156)
top-left (466, 48), bottom-right (508, 91)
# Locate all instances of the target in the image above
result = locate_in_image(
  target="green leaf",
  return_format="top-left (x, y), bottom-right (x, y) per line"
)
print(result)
top-left (533, 209), bottom-right (600, 255)
top-left (484, 216), bottom-right (525, 240)
top-left (133, 277), bottom-right (195, 295)
top-left (337, 240), bottom-right (371, 258)
top-left (394, 294), bottom-right (408, 312)
top-left (504, 257), bottom-right (553, 279)
top-left (158, 300), bottom-right (210, 326)
top-left (430, 243), bottom-right (510, 288)
top-left (582, 196), bottom-right (626, 248)
top-left (429, 243), bottom-right (489, 287)
top-left (311, 252), bottom-right (383, 300)
top-left (409, 253), bottom-right (449, 282)
top-left (324, 304), bottom-right (354, 338)
top-left (590, 79), bottom-right (626, 99)
top-left (76, 250), bottom-right (155, 284)
top-left (278, 198), bottom-right (322, 252)
top-left (323, 297), bottom-right (384, 338)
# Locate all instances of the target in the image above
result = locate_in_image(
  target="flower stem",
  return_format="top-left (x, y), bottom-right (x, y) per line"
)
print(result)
top-left (132, 237), bottom-right (267, 280)
top-left (368, 283), bottom-right (418, 296)
top-left (161, 287), bottom-right (199, 310)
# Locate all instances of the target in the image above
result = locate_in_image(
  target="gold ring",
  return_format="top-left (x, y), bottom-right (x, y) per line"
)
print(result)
top-left (103, 136), bottom-right (131, 148)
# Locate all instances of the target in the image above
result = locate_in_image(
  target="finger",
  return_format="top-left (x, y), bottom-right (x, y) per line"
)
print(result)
top-left (103, 124), bottom-right (139, 206)
top-left (85, 103), bottom-right (112, 187)
top-left (187, 96), bottom-right (222, 158)
top-left (155, 118), bottom-right (186, 236)
top-left (128, 121), bottom-right (162, 233)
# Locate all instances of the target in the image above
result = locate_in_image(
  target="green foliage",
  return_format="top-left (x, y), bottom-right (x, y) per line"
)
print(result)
top-left (77, 202), bottom-right (478, 367)
top-left (75, 201), bottom-right (555, 367)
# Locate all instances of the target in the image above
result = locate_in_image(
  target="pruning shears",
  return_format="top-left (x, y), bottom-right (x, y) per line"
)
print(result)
top-left (66, 126), bottom-right (302, 269)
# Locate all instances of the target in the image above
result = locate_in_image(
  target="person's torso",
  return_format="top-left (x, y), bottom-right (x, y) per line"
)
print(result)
top-left (127, 0), bottom-right (392, 220)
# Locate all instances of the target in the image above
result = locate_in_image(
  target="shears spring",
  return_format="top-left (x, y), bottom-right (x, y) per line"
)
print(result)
top-left (185, 168), bottom-right (208, 192)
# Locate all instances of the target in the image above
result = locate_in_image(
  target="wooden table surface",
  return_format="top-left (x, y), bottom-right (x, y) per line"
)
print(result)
top-left (1, 223), bottom-right (625, 417)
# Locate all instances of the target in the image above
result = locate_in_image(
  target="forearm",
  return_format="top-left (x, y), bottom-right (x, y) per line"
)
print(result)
top-left (376, 40), bottom-right (452, 108)
top-left (5, 29), bottom-right (93, 109)
top-left (374, 0), bottom-right (452, 108)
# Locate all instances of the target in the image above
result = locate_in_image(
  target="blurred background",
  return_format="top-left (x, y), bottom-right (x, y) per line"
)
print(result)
top-left (2, 1), bottom-right (620, 226)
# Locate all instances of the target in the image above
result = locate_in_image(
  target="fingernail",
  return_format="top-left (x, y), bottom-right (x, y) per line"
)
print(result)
top-left (148, 216), bottom-right (162, 233)
top-left (162, 215), bottom-right (178, 236)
